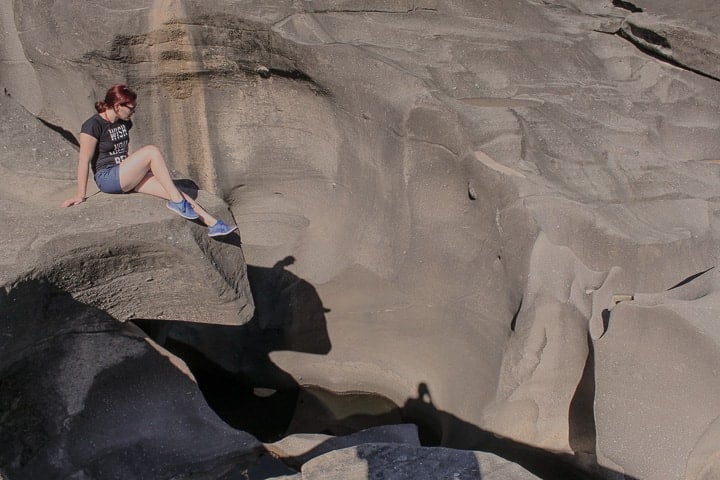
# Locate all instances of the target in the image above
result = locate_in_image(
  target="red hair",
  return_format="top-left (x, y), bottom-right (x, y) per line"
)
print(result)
top-left (94, 84), bottom-right (137, 113)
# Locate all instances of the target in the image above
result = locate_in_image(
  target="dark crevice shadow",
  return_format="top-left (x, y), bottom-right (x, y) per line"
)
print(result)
top-left (134, 256), bottom-right (332, 442)
top-left (0, 279), bottom-right (288, 479)
top-left (600, 308), bottom-right (611, 338)
top-left (267, 68), bottom-right (331, 96)
top-left (615, 29), bottom-right (720, 83)
top-left (510, 297), bottom-right (523, 332)
top-left (667, 266), bottom-right (714, 290)
top-left (150, 333), bottom-right (301, 441)
top-left (569, 334), bottom-right (597, 458)
top-left (612, 0), bottom-right (643, 13)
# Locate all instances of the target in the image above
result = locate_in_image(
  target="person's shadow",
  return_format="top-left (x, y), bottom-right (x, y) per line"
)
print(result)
top-left (272, 381), bottom-right (634, 479)
top-left (311, 382), bottom-right (634, 480)
top-left (135, 255), bottom-right (331, 441)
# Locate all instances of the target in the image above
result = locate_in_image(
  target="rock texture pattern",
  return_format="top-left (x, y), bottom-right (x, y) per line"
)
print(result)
top-left (2, 0), bottom-right (720, 479)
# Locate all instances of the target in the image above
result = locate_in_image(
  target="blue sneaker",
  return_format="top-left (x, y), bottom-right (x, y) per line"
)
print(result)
top-left (208, 220), bottom-right (238, 237)
top-left (166, 199), bottom-right (199, 219)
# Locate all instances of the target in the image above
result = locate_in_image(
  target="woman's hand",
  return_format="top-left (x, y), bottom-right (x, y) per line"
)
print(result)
top-left (62, 133), bottom-right (96, 208)
top-left (61, 196), bottom-right (85, 208)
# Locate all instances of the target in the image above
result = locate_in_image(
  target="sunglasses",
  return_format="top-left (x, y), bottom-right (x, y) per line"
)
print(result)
top-left (120, 103), bottom-right (137, 111)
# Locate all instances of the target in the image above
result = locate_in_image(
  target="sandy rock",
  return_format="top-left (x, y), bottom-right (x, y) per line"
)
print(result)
top-left (594, 268), bottom-right (720, 479)
top-left (685, 415), bottom-right (720, 480)
top-left (3, 0), bottom-right (720, 478)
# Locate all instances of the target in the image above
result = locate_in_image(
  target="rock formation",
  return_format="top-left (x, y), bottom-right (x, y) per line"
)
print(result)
top-left (2, 0), bottom-right (720, 479)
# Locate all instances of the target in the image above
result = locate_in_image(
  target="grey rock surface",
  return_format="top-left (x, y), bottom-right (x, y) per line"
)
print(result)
top-left (299, 443), bottom-right (541, 480)
top-left (266, 424), bottom-right (421, 468)
top-left (0, 279), bottom-right (273, 479)
top-left (595, 267), bottom-right (720, 480)
top-left (617, 0), bottom-right (720, 80)
top-left (2, 0), bottom-right (720, 479)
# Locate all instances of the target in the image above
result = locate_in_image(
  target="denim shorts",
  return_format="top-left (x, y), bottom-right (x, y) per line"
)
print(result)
top-left (94, 165), bottom-right (123, 194)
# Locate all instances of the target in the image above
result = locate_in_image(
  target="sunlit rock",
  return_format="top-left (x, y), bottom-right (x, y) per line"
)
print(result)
top-left (2, 0), bottom-right (720, 478)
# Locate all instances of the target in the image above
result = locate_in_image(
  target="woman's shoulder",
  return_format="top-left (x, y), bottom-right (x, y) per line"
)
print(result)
top-left (81, 113), bottom-right (123, 135)
top-left (80, 113), bottom-right (103, 132)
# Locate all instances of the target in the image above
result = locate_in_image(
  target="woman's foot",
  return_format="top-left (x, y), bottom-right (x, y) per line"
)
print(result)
top-left (166, 199), bottom-right (199, 219)
top-left (208, 220), bottom-right (237, 237)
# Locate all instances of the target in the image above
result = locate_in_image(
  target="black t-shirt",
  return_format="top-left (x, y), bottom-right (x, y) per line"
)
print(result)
top-left (80, 114), bottom-right (132, 173)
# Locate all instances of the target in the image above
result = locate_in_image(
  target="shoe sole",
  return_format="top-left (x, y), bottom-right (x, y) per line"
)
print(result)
top-left (208, 225), bottom-right (238, 237)
top-left (166, 203), bottom-right (199, 220)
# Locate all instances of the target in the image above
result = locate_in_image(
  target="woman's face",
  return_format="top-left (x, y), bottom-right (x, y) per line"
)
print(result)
top-left (115, 101), bottom-right (136, 120)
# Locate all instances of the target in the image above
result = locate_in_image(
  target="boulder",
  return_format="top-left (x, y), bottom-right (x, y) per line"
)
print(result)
top-left (0, 279), bottom-right (275, 479)
top-left (0, 93), bottom-right (253, 326)
top-left (299, 443), bottom-right (541, 480)
top-left (266, 424), bottom-right (421, 468)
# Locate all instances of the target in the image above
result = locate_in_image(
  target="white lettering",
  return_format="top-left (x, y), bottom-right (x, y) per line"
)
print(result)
top-left (108, 125), bottom-right (128, 142)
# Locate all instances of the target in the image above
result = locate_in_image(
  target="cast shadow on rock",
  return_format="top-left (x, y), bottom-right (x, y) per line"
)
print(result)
top-left (294, 382), bottom-right (636, 480)
top-left (134, 255), bottom-right (332, 441)
top-left (403, 383), bottom-right (632, 480)
top-left (569, 334), bottom-right (597, 458)
top-left (0, 279), bottom-right (278, 479)
top-left (174, 178), bottom-right (201, 198)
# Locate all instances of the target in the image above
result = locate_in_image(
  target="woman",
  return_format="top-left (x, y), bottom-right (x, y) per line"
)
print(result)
top-left (61, 83), bottom-right (236, 237)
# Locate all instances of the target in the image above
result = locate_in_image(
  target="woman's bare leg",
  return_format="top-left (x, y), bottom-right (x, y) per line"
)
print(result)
top-left (118, 145), bottom-right (184, 202)
top-left (133, 173), bottom-right (217, 226)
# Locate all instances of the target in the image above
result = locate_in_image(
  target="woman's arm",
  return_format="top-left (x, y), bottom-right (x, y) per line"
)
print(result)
top-left (61, 133), bottom-right (97, 207)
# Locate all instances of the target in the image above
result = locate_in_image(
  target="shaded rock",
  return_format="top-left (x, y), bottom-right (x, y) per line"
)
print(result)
top-left (282, 386), bottom-right (404, 439)
top-left (266, 424), bottom-right (420, 468)
top-left (300, 443), bottom-right (542, 480)
top-left (0, 280), bottom-right (277, 479)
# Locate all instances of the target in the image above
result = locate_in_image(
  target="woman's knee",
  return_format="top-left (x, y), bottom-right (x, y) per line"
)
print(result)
top-left (136, 144), bottom-right (163, 159)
